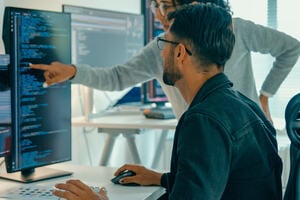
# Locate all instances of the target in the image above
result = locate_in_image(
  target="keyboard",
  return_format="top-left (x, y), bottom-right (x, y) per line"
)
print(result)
top-left (0, 185), bottom-right (100, 200)
top-left (143, 107), bottom-right (176, 119)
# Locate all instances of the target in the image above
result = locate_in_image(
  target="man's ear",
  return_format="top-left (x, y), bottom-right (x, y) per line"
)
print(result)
top-left (174, 44), bottom-right (186, 68)
top-left (176, 44), bottom-right (188, 59)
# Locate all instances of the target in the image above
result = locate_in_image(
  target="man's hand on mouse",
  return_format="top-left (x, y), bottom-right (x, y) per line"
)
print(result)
top-left (114, 164), bottom-right (162, 186)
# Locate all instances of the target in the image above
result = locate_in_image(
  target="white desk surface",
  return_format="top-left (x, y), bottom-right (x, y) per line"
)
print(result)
top-left (72, 110), bottom-right (285, 131)
top-left (0, 162), bottom-right (165, 200)
top-left (72, 109), bottom-right (177, 130)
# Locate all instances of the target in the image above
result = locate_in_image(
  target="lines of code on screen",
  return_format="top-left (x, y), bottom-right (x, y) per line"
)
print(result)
top-left (6, 8), bottom-right (71, 171)
top-left (64, 5), bottom-right (144, 67)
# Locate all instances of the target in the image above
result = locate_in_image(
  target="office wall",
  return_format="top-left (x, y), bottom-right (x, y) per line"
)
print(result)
top-left (2, 0), bottom-right (141, 12)
top-left (0, 0), bottom-right (141, 53)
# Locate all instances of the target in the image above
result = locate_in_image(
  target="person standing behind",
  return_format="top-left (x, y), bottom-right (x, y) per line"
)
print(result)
top-left (53, 3), bottom-right (283, 199)
top-left (30, 0), bottom-right (300, 122)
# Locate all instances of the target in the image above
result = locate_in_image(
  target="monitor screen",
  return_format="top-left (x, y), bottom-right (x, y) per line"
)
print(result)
top-left (142, 0), bottom-right (168, 106)
top-left (63, 5), bottom-right (144, 67)
top-left (63, 5), bottom-right (144, 111)
top-left (0, 54), bottom-right (11, 157)
top-left (142, 79), bottom-right (168, 105)
top-left (0, 7), bottom-right (72, 183)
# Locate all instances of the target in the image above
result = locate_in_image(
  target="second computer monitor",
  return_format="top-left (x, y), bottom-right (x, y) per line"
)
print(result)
top-left (63, 5), bottom-right (144, 112)
top-left (63, 5), bottom-right (144, 68)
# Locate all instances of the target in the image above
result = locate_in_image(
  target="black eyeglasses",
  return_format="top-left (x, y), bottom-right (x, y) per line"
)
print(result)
top-left (157, 37), bottom-right (192, 56)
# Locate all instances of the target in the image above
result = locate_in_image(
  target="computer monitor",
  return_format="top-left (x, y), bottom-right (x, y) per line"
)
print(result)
top-left (0, 7), bottom-right (72, 183)
top-left (63, 5), bottom-right (144, 68)
top-left (63, 5), bottom-right (144, 113)
top-left (141, 0), bottom-right (168, 106)
top-left (0, 54), bottom-right (11, 157)
top-left (142, 79), bottom-right (168, 106)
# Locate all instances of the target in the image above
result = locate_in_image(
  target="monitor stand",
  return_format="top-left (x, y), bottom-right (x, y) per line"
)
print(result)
top-left (0, 167), bottom-right (73, 183)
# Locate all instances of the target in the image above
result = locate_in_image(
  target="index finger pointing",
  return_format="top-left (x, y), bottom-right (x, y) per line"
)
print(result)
top-left (29, 63), bottom-right (50, 71)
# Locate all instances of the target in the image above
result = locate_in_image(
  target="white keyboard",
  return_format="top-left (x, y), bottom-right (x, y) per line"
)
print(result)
top-left (0, 185), bottom-right (100, 200)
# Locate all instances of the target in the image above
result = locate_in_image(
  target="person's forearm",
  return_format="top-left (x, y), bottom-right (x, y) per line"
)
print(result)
top-left (259, 94), bottom-right (273, 123)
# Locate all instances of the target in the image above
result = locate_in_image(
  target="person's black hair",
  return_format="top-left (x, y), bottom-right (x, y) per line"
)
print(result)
top-left (173, 0), bottom-right (231, 14)
top-left (168, 3), bottom-right (235, 68)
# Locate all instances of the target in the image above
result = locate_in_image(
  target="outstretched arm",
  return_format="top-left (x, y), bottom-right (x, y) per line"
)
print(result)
top-left (30, 62), bottom-right (76, 87)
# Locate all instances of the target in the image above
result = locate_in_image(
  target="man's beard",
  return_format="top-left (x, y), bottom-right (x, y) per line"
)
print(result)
top-left (162, 53), bottom-right (182, 86)
top-left (163, 72), bottom-right (182, 86)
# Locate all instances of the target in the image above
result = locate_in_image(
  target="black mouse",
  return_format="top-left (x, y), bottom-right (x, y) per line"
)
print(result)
top-left (111, 170), bottom-right (139, 186)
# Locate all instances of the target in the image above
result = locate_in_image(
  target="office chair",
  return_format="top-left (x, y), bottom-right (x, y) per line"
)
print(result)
top-left (284, 93), bottom-right (300, 200)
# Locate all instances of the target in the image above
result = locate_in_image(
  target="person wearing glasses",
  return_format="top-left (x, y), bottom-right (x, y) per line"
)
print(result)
top-left (30, 0), bottom-right (300, 123)
top-left (53, 4), bottom-right (283, 199)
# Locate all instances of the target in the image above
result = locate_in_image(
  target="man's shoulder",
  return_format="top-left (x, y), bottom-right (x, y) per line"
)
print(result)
top-left (186, 90), bottom-right (261, 125)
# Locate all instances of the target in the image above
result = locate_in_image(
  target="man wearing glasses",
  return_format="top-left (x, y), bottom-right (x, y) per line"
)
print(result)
top-left (53, 4), bottom-right (282, 199)
top-left (113, 3), bottom-right (282, 199)
top-left (30, 0), bottom-right (300, 123)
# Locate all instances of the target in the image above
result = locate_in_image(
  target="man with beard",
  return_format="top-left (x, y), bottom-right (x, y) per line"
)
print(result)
top-left (53, 3), bottom-right (283, 200)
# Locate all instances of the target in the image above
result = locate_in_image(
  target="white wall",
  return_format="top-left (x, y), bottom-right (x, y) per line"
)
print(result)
top-left (0, 0), bottom-right (141, 53)
top-left (2, 0), bottom-right (141, 12)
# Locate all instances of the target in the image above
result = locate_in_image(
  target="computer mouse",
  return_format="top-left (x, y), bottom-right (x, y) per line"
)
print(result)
top-left (111, 170), bottom-right (139, 186)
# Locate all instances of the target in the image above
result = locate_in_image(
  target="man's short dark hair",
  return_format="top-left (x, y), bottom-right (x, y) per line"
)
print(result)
top-left (168, 3), bottom-right (235, 68)
top-left (173, 0), bottom-right (231, 13)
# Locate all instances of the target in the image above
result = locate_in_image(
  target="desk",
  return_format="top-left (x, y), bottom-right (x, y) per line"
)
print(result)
top-left (72, 109), bottom-right (177, 168)
top-left (0, 162), bottom-right (165, 200)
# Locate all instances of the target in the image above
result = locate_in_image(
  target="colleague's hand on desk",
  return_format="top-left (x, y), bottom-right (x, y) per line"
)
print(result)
top-left (53, 179), bottom-right (108, 200)
top-left (114, 164), bottom-right (162, 186)
top-left (30, 62), bottom-right (76, 87)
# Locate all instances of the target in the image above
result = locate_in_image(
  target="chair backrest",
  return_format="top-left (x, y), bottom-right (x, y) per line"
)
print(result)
top-left (284, 93), bottom-right (300, 200)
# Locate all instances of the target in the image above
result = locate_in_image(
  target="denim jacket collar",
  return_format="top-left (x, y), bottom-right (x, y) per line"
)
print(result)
top-left (189, 73), bottom-right (233, 108)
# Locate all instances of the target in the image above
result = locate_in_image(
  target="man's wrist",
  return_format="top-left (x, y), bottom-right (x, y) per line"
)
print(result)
top-left (259, 90), bottom-right (273, 98)
top-left (69, 64), bottom-right (77, 80)
top-left (151, 171), bottom-right (163, 186)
